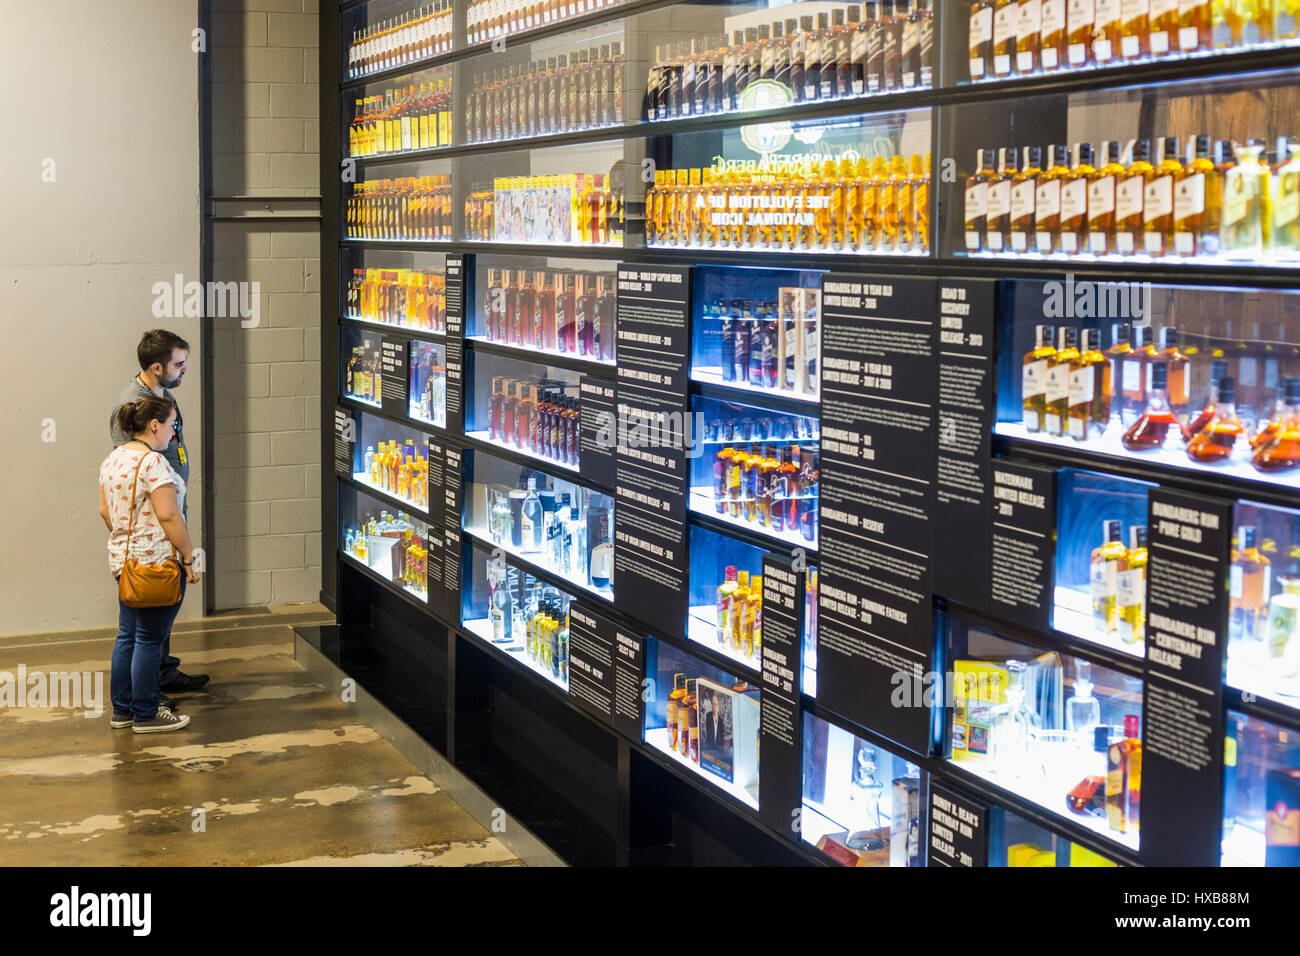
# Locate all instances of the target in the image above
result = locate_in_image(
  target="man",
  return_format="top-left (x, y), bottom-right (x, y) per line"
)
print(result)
top-left (110, 329), bottom-right (209, 694)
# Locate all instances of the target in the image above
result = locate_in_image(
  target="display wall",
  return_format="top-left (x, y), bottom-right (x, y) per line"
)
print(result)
top-left (321, 0), bottom-right (1300, 867)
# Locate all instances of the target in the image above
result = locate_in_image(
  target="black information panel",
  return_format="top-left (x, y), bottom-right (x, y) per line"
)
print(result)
top-left (816, 274), bottom-right (936, 755)
top-left (988, 461), bottom-right (1056, 633)
top-left (333, 407), bottom-right (355, 476)
top-left (758, 553), bottom-right (805, 839)
top-left (613, 265), bottom-right (691, 633)
top-left (579, 375), bottom-right (616, 489)
top-left (567, 600), bottom-right (645, 741)
top-left (934, 278), bottom-right (996, 609)
top-left (379, 337), bottom-right (408, 418)
top-left (444, 254), bottom-right (468, 434)
top-left (439, 443), bottom-right (465, 622)
top-left (424, 435), bottom-right (448, 617)
top-left (1139, 489), bottom-right (1232, 867)
top-left (445, 254), bottom-right (467, 339)
top-left (927, 781), bottom-right (997, 867)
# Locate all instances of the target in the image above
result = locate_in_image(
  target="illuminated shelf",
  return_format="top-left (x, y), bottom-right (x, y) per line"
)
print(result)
top-left (689, 489), bottom-right (818, 552)
top-left (961, 249), bottom-right (1300, 269)
top-left (341, 548), bottom-right (429, 604)
top-left (996, 422), bottom-right (1300, 492)
top-left (692, 367), bottom-right (821, 408)
top-left (462, 617), bottom-right (569, 693)
top-left (643, 727), bottom-right (760, 811)
top-left (465, 335), bottom-right (614, 372)
top-left (342, 391), bottom-right (382, 409)
top-left (1221, 820), bottom-right (1268, 868)
top-left (465, 430), bottom-right (579, 474)
top-left (651, 242), bottom-right (927, 259)
top-left (947, 752), bottom-right (1141, 854)
top-left (1053, 586), bottom-right (1145, 661)
top-left (1227, 649), bottom-right (1300, 716)
top-left (350, 471), bottom-right (429, 515)
top-left (343, 313), bottom-right (447, 339)
top-left (464, 526), bottom-right (612, 602)
top-left (686, 606), bottom-right (762, 678)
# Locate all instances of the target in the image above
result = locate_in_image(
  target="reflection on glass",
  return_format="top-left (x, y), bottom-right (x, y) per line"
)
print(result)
top-left (463, 549), bottom-right (573, 690)
top-left (1227, 500), bottom-right (1300, 706)
top-left (341, 487), bottom-right (430, 603)
top-left (1222, 711), bottom-right (1300, 866)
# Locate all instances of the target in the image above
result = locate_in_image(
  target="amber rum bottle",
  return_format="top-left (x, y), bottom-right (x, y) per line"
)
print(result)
top-left (1069, 327), bottom-right (1111, 439)
top-left (1041, 0), bottom-right (1068, 66)
top-left (1009, 145), bottom-right (1041, 254)
top-left (1106, 714), bottom-right (1142, 834)
top-left (1045, 325), bottom-right (1081, 435)
top-left (1092, 518), bottom-right (1129, 633)
top-left (1093, 0), bottom-right (1123, 62)
top-left (1187, 376), bottom-right (1245, 462)
top-left (1016, 0), bottom-right (1043, 72)
top-left (1143, 136), bottom-right (1184, 257)
top-left (1088, 140), bottom-right (1125, 254)
top-left (1120, 0), bottom-right (1151, 57)
top-left (1067, 0), bottom-right (1096, 65)
top-left (971, 0), bottom-right (996, 78)
top-left (1174, 134), bottom-right (1220, 257)
top-left (1036, 144), bottom-right (1071, 253)
top-left (993, 0), bottom-right (1019, 74)
top-left (1059, 142), bottom-right (1094, 254)
top-left (965, 148), bottom-right (996, 251)
top-left (1115, 139), bottom-right (1152, 256)
top-left (1023, 323), bottom-right (1057, 431)
top-left (986, 146), bottom-right (1017, 253)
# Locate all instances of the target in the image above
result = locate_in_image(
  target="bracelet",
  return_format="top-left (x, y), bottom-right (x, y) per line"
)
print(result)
top-left (182, 560), bottom-right (193, 566)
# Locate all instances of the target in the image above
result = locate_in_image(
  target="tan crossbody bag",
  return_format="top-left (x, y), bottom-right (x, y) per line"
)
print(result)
top-left (117, 449), bottom-right (183, 608)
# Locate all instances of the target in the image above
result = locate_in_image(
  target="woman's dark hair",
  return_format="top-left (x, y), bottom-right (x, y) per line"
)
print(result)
top-left (114, 397), bottom-right (177, 437)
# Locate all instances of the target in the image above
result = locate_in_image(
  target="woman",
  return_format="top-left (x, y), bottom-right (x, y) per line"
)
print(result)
top-left (99, 396), bottom-right (201, 733)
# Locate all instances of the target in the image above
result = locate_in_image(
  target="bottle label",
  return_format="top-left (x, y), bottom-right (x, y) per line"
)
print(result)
top-left (1068, 415), bottom-right (1088, 439)
top-left (1117, 568), bottom-right (1145, 609)
top-left (1116, 175), bottom-right (1144, 221)
top-left (1096, 0), bottom-right (1122, 24)
top-left (1012, 229), bottom-right (1029, 251)
top-left (1023, 359), bottom-right (1047, 397)
top-left (1122, 0), bottom-right (1150, 26)
top-left (1174, 172), bottom-right (1205, 219)
top-left (1042, 46), bottom-right (1059, 67)
top-left (1069, 365), bottom-right (1095, 404)
top-left (1018, 0), bottom-right (1043, 41)
top-left (1089, 175), bottom-right (1115, 215)
top-left (1276, 163), bottom-right (1300, 226)
top-left (1011, 180), bottom-right (1037, 222)
top-left (1036, 179), bottom-right (1061, 222)
top-left (1045, 362), bottom-right (1070, 403)
top-left (852, 29), bottom-right (869, 75)
top-left (1122, 359), bottom-right (1141, 393)
top-left (761, 44), bottom-right (776, 75)
top-left (987, 229), bottom-right (1005, 251)
top-left (1043, 0), bottom-right (1066, 35)
top-left (994, 5), bottom-right (1017, 56)
top-left (1061, 178), bottom-right (1087, 222)
top-left (1068, 40), bottom-right (1088, 63)
top-left (1089, 230), bottom-right (1108, 253)
top-left (1093, 36), bottom-right (1113, 59)
top-left (966, 229), bottom-right (982, 250)
top-left (1060, 230), bottom-right (1078, 251)
top-left (1222, 168), bottom-right (1250, 226)
top-left (1092, 560), bottom-right (1118, 601)
top-left (1174, 231), bottom-right (1195, 255)
top-left (1144, 174), bottom-right (1173, 221)
top-left (988, 180), bottom-right (1010, 220)
top-left (1230, 564), bottom-right (1243, 599)
top-left (966, 182), bottom-right (989, 217)
top-left (1178, 24), bottom-right (1200, 48)
top-left (1144, 231), bottom-right (1165, 255)
top-left (902, 21), bottom-right (921, 59)
top-left (971, 5), bottom-right (994, 46)
top-left (1150, 27), bottom-right (1171, 53)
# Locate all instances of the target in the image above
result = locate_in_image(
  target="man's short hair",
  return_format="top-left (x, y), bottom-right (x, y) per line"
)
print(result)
top-left (137, 329), bottom-right (190, 372)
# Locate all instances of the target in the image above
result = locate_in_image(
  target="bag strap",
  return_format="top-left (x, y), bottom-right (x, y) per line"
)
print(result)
top-left (122, 445), bottom-right (176, 561)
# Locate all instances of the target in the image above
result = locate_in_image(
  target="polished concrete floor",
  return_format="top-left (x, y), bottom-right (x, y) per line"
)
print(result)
top-left (0, 606), bottom-right (521, 866)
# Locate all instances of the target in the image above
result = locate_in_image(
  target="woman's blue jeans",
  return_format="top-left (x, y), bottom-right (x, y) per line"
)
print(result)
top-left (111, 581), bottom-right (185, 721)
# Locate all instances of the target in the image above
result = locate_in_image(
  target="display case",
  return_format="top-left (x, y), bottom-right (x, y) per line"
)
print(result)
top-left (342, 247), bottom-right (449, 332)
top-left (460, 140), bottom-right (627, 245)
top-left (996, 282), bottom-right (1300, 491)
top-left (342, 0), bottom-right (454, 82)
top-left (461, 547), bottom-right (575, 690)
top-left (347, 411), bottom-right (438, 514)
top-left (345, 159), bottom-right (456, 242)
top-left (340, 325), bottom-right (386, 407)
top-left (466, 351), bottom-right (586, 471)
top-left (644, 639), bottom-right (762, 809)
top-left (801, 712), bottom-right (923, 865)
top-left (1226, 498), bottom-right (1300, 707)
top-left (640, 108), bottom-right (932, 256)
top-left (1053, 468), bottom-right (1155, 656)
top-left (945, 616), bottom-right (1144, 852)
top-left (343, 62), bottom-right (455, 160)
top-left (1222, 709), bottom-right (1300, 866)
top-left (691, 393), bottom-right (819, 549)
top-left (408, 338), bottom-right (449, 428)
top-left (462, 449), bottom-right (615, 598)
top-left (469, 254), bottom-right (618, 365)
top-left (945, 69), bottom-right (1300, 266)
top-left (686, 523), bottom-right (818, 682)
top-left (339, 483), bottom-right (433, 603)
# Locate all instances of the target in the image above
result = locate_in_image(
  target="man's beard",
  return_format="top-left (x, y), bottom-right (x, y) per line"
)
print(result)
top-left (161, 372), bottom-right (184, 389)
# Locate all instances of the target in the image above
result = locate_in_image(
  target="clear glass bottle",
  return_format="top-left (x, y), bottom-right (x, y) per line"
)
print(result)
top-left (1123, 361), bottom-right (1181, 450)
top-left (1187, 376), bottom-right (1245, 462)
top-left (1066, 660), bottom-right (1102, 744)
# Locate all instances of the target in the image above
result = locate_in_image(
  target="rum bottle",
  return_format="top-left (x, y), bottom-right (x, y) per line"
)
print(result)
top-left (965, 148), bottom-right (995, 251)
top-left (1187, 376), bottom-right (1245, 462)
top-left (986, 146), bottom-right (1016, 253)
top-left (1148, 0), bottom-right (1180, 50)
top-left (1123, 361), bottom-right (1181, 450)
top-left (1091, 518), bottom-right (1129, 633)
top-left (1060, 142), bottom-right (1094, 254)
top-left (1157, 326), bottom-right (1190, 418)
top-left (1106, 321), bottom-right (1136, 427)
top-left (1068, 327), bottom-right (1111, 439)
top-left (1023, 323), bottom-right (1057, 431)
top-left (1067, 0), bottom-right (1096, 65)
top-left (1088, 139), bottom-right (1125, 254)
top-left (993, 0), bottom-right (1019, 74)
top-left (1010, 145), bottom-right (1042, 254)
top-left (1042, 0), bottom-right (1068, 66)
top-left (1045, 325), bottom-right (1080, 435)
top-left (882, 0), bottom-right (904, 89)
top-left (1036, 144), bottom-right (1070, 253)
top-left (1184, 358), bottom-right (1229, 439)
top-left (1017, 0), bottom-right (1043, 72)
top-left (1117, 525), bottom-right (1149, 644)
top-left (1120, 0), bottom-right (1151, 57)
top-left (1252, 377), bottom-right (1300, 473)
top-left (1143, 136), bottom-right (1184, 257)
top-left (866, 4), bottom-right (886, 91)
top-left (901, 0), bottom-right (924, 87)
top-left (1230, 526), bottom-right (1270, 645)
top-left (1115, 139), bottom-right (1152, 256)
top-left (1106, 715), bottom-right (1142, 834)
top-left (1174, 134), bottom-right (1221, 257)
top-left (717, 565), bottom-right (740, 642)
top-left (1222, 138), bottom-right (1267, 257)
top-left (1179, 0), bottom-right (1213, 48)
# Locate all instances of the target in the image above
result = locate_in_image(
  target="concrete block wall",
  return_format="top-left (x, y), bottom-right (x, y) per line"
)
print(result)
top-left (208, 0), bottom-right (322, 609)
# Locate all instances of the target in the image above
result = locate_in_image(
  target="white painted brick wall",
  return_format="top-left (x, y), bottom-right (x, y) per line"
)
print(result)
top-left (210, 0), bottom-right (321, 610)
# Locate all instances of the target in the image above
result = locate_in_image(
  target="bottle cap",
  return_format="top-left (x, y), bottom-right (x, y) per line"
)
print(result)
top-left (1163, 136), bottom-right (1180, 161)
top-left (1024, 145), bottom-right (1042, 169)
top-left (1210, 359), bottom-right (1228, 382)
top-left (833, 8), bottom-right (845, 25)
top-left (1002, 145), bottom-right (1019, 171)
top-left (1131, 524), bottom-right (1148, 549)
top-left (1217, 376), bottom-right (1236, 404)
top-left (1132, 139), bottom-right (1150, 163)
top-left (1105, 140), bottom-right (1122, 165)
top-left (1111, 321), bottom-right (1131, 346)
top-left (1080, 328), bottom-right (1100, 352)
top-left (1094, 724), bottom-right (1112, 753)
top-left (1053, 143), bottom-right (1069, 166)
top-left (1158, 327), bottom-right (1179, 350)
top-left (1057, 326), bottom-right (1077, 350)
top-left (1132, 324), bottom-right (1152, 349)
top-left (1124, 714), bottom-right (1140, 739)
top-left (1286, 378), bottom-right (1300, 404)
top-left (1104, 518), bottom-right (1123, 542)
top-left (1150, 361), bottom-right (1168, 391)
top-left (817, 12), bottom-right (829, 29)
top-left (847, 5), bottom-right (861, 22)
top-left (1036, 323), bottom-right (1054, 347)
top-left (1077, 142), bottom-right (1095, 166)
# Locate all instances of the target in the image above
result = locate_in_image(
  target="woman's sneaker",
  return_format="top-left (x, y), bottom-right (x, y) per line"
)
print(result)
top-left (132, 706), bottom-right (190, 734)
top-left (110, 713), bottom-right (134, 729)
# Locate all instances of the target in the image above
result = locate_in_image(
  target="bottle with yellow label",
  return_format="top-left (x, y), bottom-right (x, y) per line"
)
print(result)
top-left (741, 574), bottom-right (760, 657)
top-left (914, 154), bottom-right (931, 254)
top-left (848, 158), bottom-right (870, 251)
top-left (880, 155), bottom-right (908, 252)
top-left (1023, 323), bottom-right (1057, 431)
top-left (1044, 325), bottom-right (1080, 435)
top-left (667, 673), bottom-right (687, 749)
top-left (1222, 138), bottom-right (1268, 257)
top-left (1174, 134), bottom-right (1221, 257)
top-left (1272, 136), bottom-right (1300, 254)
top-left (1143, 136), bottom-right (1185, 257)
top-left (1088, 140), bottom-right (1125, 254)
top-left (1117, 525), bottom-right (1149, 644)
top-left (1091, 519), bottom-right (1129, 635)
top-left (898, 155), bottom-right (918, 252)
top-left (1115, 139), bottom-right (1153, 256)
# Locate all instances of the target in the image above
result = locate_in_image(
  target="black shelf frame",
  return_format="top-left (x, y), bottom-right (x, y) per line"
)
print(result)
top-left (465, 335), bottom-right (617, 380)
top-left (339, 471), bottom-right (434, 521)
top-left (338, 393), bottom-right (452, 437)
top-left (323, 0), bottom-right (1300, 868)
top-left (340, 314), bottom-right (450, 343)
top-left (689, 377), bottom-right (823, 418)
